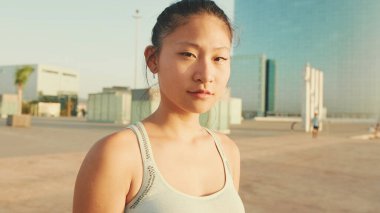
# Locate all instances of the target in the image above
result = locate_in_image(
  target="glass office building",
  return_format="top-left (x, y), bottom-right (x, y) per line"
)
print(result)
top-left (231, 0), bottom-right (380, 118)
top-left (230, 55), bottom-right (277, 117)
top-left (230, 54), bottom-right (266, 117)
top-left (265, 59), bottom-right (276, 115)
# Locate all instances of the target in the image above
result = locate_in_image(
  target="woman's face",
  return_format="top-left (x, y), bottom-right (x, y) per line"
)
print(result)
top-left (155, 14), bottom-right (231, 114)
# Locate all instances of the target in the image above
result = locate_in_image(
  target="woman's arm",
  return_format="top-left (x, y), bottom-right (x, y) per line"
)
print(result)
top-left (73, 130), bottom-right (138, 213)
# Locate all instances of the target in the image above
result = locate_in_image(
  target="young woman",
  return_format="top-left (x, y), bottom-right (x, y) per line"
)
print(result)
top-left (73, 0), bottom-right (245, 212)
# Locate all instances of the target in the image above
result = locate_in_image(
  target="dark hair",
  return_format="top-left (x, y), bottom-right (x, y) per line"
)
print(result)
top-left (151, 0), bottom-right (233, 51)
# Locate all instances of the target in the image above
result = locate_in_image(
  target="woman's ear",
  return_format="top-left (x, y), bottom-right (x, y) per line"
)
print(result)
top-left (144, 45), bottom-right (158, 74)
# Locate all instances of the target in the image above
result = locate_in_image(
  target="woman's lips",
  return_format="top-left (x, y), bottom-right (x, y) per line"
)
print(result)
top-left (187, 89), bottom-right (214, 99)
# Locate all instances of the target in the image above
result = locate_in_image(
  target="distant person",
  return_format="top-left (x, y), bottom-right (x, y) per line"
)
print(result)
top-left (290, 122), bottom-right (297, 130)
top-left (73, 1), bottom-right (245, 212)
top-left (374, 122), bottom-right (380, 139)
top-left (81, 108), bottom-right (86, 117)
top-left (312, 112), bottom-right (319, 138)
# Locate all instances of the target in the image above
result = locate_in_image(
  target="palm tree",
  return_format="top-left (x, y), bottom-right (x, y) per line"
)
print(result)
top-left (14, 65), bottom-right (34, 114)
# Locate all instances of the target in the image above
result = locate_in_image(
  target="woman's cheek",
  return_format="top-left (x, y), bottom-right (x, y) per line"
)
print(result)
top-left (220, 68), bottom-right (231, 85)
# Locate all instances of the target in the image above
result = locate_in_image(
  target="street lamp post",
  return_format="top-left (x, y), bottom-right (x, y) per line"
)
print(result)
top-left (133, 9), bottom-right (141, 89)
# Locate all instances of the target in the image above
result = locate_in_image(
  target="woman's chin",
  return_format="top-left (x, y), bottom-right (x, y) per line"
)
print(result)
top-left (185, 104), bottom-right (214, 114)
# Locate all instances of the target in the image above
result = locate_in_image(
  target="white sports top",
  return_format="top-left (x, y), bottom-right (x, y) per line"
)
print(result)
top-left (124, 122), bottom-right (245, 213)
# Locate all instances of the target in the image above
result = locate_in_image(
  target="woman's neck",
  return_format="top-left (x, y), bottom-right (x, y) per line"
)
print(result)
top-left (143, 104), bottom-right (205, 141)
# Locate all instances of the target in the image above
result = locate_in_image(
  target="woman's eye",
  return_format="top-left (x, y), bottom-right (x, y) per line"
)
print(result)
top-left (214, 57), bottom-right (228, 62)
top-left (179, 52), bottom-right (195, 58)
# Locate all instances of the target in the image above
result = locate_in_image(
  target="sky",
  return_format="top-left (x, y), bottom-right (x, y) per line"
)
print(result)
top-left (0, 0), bottom-right (234, 99)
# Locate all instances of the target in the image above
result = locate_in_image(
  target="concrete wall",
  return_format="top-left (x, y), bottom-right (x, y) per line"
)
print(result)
top-left (87, 91), bottom-right (132, 124)
top-left (37, 64), bottom-right (79, 96)
top-left (229, 98), bottom-right (243, 125)
top-left (302, 64), bottom-right (324, 132)
top-left (35, 102), bottom-right (61, 117)
top-left (0, 94), bottom-right (18, 118)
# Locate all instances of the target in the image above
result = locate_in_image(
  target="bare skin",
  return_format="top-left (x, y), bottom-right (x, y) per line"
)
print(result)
top-left (73, 14), bottom-right (241, 213)
top-left (312, 128), bottom-right (318, 138)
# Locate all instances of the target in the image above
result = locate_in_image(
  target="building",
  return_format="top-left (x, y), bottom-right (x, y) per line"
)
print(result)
top-left (230, 54), bottom-right (276, 118)
top-left (87, 87), bottom-right (132, 124)
top-left (0, 64), bottom-right (79, 101)
top-left (232, 0), bottom-right (380, 119)
top-left (265, 59), bottom-right (276, 115)
top-left (230, 54), bottom-right (265, 118)
top-left (0, 64), bottom-right (80, 116)
top-left (0, 94), bottom-right (18, 118)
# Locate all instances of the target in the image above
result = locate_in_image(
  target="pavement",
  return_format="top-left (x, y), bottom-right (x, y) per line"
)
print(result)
top-left (0, 117), bottom-right (379, 213)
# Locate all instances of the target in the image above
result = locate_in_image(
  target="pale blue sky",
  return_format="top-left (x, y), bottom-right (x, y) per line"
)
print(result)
top-left (0, 0), bottom-right (234, 98)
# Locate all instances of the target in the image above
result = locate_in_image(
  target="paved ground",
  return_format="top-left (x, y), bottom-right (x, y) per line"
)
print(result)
top-left (0, 117), bottom-right (379, 213)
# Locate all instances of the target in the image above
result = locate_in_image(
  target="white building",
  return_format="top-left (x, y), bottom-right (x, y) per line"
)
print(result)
top-left (87, 87), bottom-right (132, 124)
top-left (0, 64), bottom-right (79, 101)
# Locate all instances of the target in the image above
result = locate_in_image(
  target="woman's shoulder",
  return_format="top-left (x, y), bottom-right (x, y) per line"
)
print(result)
top-left (86, 128), bottom-right (140, 165)
top-left (73, 129), bottom-right (141, 212)
top-left (73, 128), bottom-right (142, 212)
top-left (79, 128), bottom-right (141, 179)
top-left (213, 132), bottom-right (240, 161)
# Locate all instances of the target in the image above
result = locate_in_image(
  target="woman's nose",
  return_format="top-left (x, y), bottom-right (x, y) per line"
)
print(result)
top-left (192, 59), bottom-right (215, 83)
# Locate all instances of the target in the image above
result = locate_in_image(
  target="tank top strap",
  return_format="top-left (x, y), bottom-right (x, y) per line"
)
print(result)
top-left (126, 123), bottom-right (152, 165)
top-left (203, 128), bottom-right (233, 176)
top-left (125, 122), bottom-right (156, 209)
top-left (134, 122), bottom-right (156, 162)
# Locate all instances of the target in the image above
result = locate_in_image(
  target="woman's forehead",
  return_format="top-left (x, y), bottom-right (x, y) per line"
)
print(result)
top-left (161, 14), bottom-right (232, 48)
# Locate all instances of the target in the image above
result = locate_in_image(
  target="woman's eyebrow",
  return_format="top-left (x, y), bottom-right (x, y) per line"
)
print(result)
top-left (174, 41), bottom-right (200, 48)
